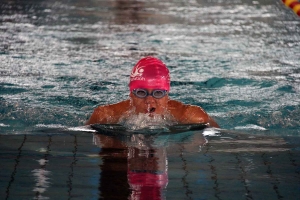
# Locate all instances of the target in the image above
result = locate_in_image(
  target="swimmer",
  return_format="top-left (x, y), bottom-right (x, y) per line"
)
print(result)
top-left (86, 56), bottom-right (219, 128)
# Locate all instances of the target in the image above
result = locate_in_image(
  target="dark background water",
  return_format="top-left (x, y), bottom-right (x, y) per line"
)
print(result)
top-left (0, 0), bottom-right (299, 135)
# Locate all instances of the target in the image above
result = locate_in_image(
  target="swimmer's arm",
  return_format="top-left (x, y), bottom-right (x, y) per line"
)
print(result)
top-left (85, 100), bottom-right (130, 125)
top-left (181, 105), bottom-right (220, 128)
top-left (85, 106), bottom-right (112, 125)
top-left (205, 116), bottom-right (219, 128)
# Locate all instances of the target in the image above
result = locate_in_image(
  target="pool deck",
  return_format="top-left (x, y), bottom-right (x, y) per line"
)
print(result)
top-left (0, 130), bottom-right (299, 200)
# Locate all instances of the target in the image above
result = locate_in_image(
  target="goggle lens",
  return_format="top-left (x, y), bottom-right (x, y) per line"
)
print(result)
top-left (132, 89), bottom-right (167, 99)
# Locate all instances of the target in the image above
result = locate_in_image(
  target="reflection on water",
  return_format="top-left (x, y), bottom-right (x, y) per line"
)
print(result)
top-left (4, 135), bottom-right (27, 199)
top-left (94, 133), bottom-right (130, 199)
top-left (93, 128), bottom-right (208, 199)
top-left (32, 136), bottom-right (52, 199)
top-left (32, 164), bottom-right (51, 199)
top-left (127, 147), bottom-right (168, 200)
top-left (0, 129), bottom-right (299, 199)
top-left (89, 126), bottom-right (296, 199)
top-left (94, 133), bottom-right (169, 199)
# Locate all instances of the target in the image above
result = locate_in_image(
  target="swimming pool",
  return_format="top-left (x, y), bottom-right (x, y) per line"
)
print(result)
top-left (0, 0), bottom-right (299, 199)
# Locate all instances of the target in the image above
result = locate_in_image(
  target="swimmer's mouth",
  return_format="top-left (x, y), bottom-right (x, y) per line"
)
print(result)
top-left (149, 107), bottom-right (156, 113)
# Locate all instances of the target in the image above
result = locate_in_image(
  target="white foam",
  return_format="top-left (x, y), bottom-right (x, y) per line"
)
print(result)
top-left (35, 124), bottom-right (66, 128)
top-left (35, 124), bottom-right (96, 132)
top-left (0, 123), bottom-right (10, 127)
top-left (202, 128), bottom-right (221, 136)
top-left (67, 126), bottom-right (96, 132)
top-left (120, 113), bottom-right (175, 131)
top-left (234, 124), bottom-right (267, 131)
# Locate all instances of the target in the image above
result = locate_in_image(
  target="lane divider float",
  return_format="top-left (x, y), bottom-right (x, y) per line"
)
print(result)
top-left (282, 0), bottom-right (300, 16)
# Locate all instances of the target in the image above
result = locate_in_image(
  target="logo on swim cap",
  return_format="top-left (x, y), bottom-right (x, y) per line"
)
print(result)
top-left (129, 57), bottom-right (170, 91)
top-left (130, 65), bottom-right (145, 81)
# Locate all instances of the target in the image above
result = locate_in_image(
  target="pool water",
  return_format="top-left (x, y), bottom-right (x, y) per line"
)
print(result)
top-left (0, 0), bottom-right (300, 199)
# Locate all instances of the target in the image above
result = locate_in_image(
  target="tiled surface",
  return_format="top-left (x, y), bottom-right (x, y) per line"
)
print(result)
top-left (0, 131), bottom-right (299, 199)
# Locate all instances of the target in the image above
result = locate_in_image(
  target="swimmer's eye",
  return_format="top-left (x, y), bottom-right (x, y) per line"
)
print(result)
top-left (152, 90), bottom-right (165, 98)
top-left (132, 89), bottom-right (167, 99)
top-left (136, 90), bottom-right (147, 97)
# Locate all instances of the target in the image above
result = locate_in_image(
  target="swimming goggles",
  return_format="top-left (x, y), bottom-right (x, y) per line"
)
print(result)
top-left (132, 89), bottom-right (168, 99)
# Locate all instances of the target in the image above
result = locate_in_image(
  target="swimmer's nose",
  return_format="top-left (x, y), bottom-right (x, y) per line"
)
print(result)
top-left (145, 95), bottom-right (155, 103)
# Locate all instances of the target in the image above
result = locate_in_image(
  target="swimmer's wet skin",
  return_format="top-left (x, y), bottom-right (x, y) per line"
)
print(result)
top-left (86, 57), bottom-right (219, 128)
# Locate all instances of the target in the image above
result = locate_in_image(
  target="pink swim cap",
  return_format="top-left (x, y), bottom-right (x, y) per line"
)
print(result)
top-left (129, 57), bottom-right (170, 91)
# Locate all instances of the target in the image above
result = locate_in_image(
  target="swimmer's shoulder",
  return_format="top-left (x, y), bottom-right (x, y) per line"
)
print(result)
top-left (168, 99), bottom-right (206, 112)
top-left (87, 100), bottom-right (131, 125)
top-left (168, 99), bottom-right (185, 109)
top-left (111, 99), bottom-right (131, 114)
top-left (168, 99), bottom-right (199, 110)
top-left (167, 99), bottom-right (211, 124)
top-left (95, 99), bottom-right (131, 113)
top-left (167, 100), bottom-right (189, 117)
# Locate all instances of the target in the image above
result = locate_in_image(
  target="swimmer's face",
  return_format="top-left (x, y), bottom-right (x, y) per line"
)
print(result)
top-left (130, 89), bottom-right (169, 116)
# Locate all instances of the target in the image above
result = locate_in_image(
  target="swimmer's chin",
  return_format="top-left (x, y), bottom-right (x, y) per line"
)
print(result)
top-left (147, 113), bottom-right (155, 117)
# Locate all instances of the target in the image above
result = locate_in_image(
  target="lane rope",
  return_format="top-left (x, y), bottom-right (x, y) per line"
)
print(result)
top-left (282, 0), bottom-right (300, 16)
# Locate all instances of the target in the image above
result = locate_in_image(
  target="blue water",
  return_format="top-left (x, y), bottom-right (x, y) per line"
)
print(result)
top-left (1, 0), bottom-right (299, 136)
top-left (1, 1), bottom-right (300, 199)
top-left (0, 0), bottom-right (299, 159)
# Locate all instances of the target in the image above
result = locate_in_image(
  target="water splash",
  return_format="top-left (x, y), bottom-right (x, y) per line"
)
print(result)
top-left (234, 124), bottom-right (267, 131)
top-left (119, 112), bottom-right (177, 131)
